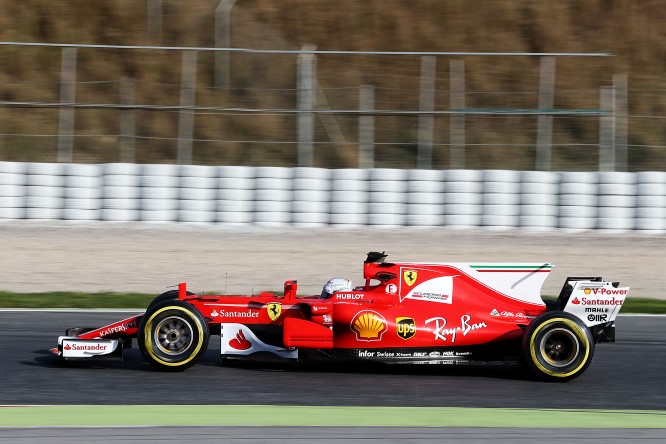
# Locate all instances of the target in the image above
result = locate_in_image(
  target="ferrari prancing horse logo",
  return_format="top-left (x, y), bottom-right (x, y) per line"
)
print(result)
top-left (267, 302), bottom-right (282, 321)
top-left (403, 270), bottom-right (418, 286)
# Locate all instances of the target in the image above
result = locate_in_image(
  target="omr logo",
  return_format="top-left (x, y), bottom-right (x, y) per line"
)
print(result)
top-left (571, 297), bottom-right (581, 305)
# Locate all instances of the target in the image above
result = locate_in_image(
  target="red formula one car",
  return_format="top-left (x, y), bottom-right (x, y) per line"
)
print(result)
top-left (52, 252), bottom-right (629, 381)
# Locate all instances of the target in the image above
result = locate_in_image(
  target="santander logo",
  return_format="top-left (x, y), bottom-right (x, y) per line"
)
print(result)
top-left (229, 330), bottom-right (251, 350)
top-left (571, 297), bottom-right (581, 305)
top-left (64, 343), bottom-right (108, 351)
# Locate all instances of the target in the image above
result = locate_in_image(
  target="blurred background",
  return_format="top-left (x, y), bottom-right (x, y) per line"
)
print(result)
top-left (0, 0), bottom-right (664, 171)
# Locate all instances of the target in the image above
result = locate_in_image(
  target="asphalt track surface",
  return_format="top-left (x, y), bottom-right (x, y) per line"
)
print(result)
top-left (2, 311), bottom-right (665, 442)
top-left (2, 312), bottom-right (665, 409)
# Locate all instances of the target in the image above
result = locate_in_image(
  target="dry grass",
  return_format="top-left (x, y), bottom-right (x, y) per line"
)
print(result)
top-left (0, 0), bottom-right (665, 169)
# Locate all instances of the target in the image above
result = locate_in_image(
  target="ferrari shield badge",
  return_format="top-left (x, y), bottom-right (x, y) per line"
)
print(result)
top-left (267, 302), bottom-right (282, 321)
top-left (403, 270), bottom-right (418, 286)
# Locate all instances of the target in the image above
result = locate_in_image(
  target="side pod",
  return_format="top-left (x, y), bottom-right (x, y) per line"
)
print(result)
top-left (283, 318), bottom-right (333, 349)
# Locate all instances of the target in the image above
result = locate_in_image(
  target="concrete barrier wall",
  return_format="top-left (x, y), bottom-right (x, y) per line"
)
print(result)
top-left (0, 162), bottom-right (664, 231)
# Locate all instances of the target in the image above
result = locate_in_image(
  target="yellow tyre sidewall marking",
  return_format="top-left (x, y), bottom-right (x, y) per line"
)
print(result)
top-left (143, 305), bottom-right (205, 367)
top-left (529, 317), bottom-right (590, 378)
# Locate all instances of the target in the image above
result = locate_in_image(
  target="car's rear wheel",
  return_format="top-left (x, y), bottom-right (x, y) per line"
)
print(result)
top-left (522, 311), bottom-right (594, 382)
top-left (138, 300), bottom-right (209, 371)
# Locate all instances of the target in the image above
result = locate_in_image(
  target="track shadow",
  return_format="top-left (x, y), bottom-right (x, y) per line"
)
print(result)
top-left (219, 358), bottom-right (532, 381)
top-left (27, 345), bottom-right (224, 372)
top-left (27, 348), bottom-right (151, 371)
top-left (28, 344), bottom-right (530, 381)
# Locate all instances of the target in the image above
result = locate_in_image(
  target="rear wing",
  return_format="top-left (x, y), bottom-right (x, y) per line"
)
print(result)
top-left (558, 277), bottom-right (629, 342)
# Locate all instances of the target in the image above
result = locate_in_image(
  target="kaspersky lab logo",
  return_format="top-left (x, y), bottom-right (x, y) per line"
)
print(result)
top-left (396, 317), bottom-right (416, 340)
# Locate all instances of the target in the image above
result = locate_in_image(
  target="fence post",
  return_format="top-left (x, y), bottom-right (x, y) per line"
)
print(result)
top-left (57, 47), bottom-right (76, 163)
top-left (418, 56), bottom-right (436, 170)
top-left (297, 45), bottom-right (316, 167)
top-left (147, 0), bottom-right (163, 43)
top-left (613, 74), bottom-right (628, 172)
top-left (119, 78), bottom-right (136, 163)
top-left (598, 86), bottom-right (615, 172)
top-left (536, 56), bottom-right (555, 171)
top-left (315, 81), bottom-right (347, 144)
top-left (359, 84), bottom-right (375, 169)
top-left (177, 51), bottom-right (197, 165)
top-left (449, 60), bottom-right (465, 168)
top-left (215, 0), bottom-right (236, 89)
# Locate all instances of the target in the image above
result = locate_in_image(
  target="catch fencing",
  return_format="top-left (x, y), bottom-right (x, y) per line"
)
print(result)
top-left (0, 42), bottom-right (634, 171)
top-left (0, 161), bottom-right (664, 231)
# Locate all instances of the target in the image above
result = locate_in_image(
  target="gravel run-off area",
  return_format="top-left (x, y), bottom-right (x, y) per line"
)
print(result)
top-left (1, 221), bottom-right (663, 299)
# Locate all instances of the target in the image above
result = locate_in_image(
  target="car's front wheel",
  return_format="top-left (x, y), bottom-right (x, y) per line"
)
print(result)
top-left (138, 300), bottom-right (209, 371)
top-left (147, 289), bottom-right (195, 310)
top-left (522, 311), bottom-right (595, 382)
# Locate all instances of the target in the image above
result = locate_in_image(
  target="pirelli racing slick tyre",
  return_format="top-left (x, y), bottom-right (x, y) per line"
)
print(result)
top-left (147, 289), bottom-right (195, 310)
top-left (138, 300), bottom-right (209, 371)
top-left (522, 311), bottom-right (595, 382)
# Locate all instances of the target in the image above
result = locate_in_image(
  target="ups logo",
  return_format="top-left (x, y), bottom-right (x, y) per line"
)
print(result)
top-left (396, 317), bottom-right (416, 340)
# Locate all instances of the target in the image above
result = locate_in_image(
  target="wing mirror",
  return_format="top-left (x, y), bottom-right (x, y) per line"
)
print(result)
top-left (375, 272), bottom-right (397, 281)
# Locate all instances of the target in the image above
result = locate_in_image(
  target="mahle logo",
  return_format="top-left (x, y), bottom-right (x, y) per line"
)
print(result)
top-left (396, 317), bottom-right (416, 340)
top-left (403, 270), bottom-right (418, 286)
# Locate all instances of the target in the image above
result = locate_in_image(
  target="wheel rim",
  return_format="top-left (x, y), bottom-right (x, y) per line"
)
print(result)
top-left (539, 327), bottom-right (579, 368)
top-left (154, 315), bottom-right (194, 355)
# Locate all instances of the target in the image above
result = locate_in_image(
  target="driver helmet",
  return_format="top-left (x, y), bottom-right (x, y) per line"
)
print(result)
top-left (321, 277), bottom-right (353, 298)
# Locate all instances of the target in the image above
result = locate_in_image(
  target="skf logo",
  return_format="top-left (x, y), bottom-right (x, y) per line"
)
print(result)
top-left (396, 317), bottom-right (416, 340)
top-left (403, 270), bottom-right (418, 286)
top-left (351, 310), bottom-right (387, 341)
top-left (267, 302), bottom-right (282, 321)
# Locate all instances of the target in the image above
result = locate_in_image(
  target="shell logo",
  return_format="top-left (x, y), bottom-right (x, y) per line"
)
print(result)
top-left (584, 288), bottom-right (592, 295)
top-left (350, 310), bottom-right (387, 341)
